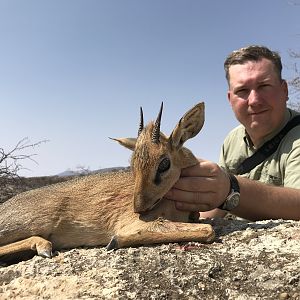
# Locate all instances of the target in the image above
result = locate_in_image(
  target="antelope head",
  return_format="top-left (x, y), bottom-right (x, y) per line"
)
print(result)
top-left (111, 102), bottom-right (205, 213)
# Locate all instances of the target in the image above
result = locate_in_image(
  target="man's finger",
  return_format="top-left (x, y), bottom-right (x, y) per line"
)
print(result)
top-left (172, 176), bottom-right (213, 192)
top-left (174, 200), bottom-right (212, 212)
top-left (165, 187), bottom-right (213, 205)
top-left (181, 160), bottom-right (217, 177)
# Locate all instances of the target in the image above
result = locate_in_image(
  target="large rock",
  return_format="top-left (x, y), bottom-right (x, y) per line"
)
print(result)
top-left (1, 218), bottom-right (300, 299)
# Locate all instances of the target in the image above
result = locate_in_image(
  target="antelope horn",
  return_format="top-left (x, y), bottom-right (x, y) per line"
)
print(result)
top-left (152, 102), bottom-right (163, 143)
top-left (138, 107), bottom-right (144, 136)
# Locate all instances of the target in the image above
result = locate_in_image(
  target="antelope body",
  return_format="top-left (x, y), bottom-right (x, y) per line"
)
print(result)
top-left (0, 102), bottom-right (214, 263)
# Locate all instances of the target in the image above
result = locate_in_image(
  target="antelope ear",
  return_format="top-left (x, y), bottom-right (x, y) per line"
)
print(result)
top-left (109, 137), bottom-right (137, 151)
top-left (169, 102), bottom-right (205, 149)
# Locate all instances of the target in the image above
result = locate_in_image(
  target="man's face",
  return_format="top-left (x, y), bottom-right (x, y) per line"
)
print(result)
top-left (227, 58), bottom-right (288, 146)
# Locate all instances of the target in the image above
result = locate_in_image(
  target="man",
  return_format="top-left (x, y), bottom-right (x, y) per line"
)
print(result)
top-left (165, 45), bottom-right (300, 221)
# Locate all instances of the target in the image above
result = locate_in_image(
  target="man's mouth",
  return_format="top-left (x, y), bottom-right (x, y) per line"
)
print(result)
top-left (249, 109), bottom-right (268, 116)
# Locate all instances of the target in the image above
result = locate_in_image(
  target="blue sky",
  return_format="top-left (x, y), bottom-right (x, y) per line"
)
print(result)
top-left (1, 0), bottom-right (300, 177)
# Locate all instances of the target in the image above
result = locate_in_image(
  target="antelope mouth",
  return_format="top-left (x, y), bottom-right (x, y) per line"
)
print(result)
top-left (135, 197), bottom-right (163, 214)
top-left (147, 198), bottom-right (162, 211)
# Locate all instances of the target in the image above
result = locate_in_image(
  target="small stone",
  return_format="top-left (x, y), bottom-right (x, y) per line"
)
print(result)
top-left (197, 282), bottom-right (206, 291)
top-left (279, 292), bottom-right (290, 300)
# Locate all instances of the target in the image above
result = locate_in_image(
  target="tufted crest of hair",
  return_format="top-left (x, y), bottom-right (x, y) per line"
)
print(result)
top-left (131, 121), bottom-right (169, 172)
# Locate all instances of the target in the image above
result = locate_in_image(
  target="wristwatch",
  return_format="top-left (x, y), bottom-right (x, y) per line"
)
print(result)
top-left (218, 173), bottom-right (240, 211)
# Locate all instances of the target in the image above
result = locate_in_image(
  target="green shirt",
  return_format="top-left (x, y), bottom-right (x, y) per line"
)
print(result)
top-left (219, 108), bottom-right (300, 188)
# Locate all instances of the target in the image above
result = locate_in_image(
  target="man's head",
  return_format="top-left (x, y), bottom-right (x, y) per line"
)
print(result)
top-left (225, 45), bottom-right (289, 147)
top-left (224, 45), bottom-right (283, 85)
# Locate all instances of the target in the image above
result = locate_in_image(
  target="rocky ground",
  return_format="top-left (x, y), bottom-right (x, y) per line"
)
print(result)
top-left (0, 176), bottom-right (300, 299)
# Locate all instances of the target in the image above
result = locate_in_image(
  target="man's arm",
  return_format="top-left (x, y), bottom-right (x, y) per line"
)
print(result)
top-left (232, 176), bottom-right (300, 221)
top-left (165, 160), bottom-right (300, 221)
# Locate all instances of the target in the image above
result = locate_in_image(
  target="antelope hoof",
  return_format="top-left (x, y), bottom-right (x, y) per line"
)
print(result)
top-left (38, 249), bottom-right (53, 258)
top-left (33, 237), bottom-right (53, 258)
top-left (106, 236), bottom-right (119, 250)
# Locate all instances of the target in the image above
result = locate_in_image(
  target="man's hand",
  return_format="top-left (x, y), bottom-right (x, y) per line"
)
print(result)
top-left (165, 159), bottom-right (230, 212)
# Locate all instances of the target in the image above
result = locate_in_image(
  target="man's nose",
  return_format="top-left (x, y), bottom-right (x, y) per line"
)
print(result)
top-left (248, 89), bottom-right (260, 105)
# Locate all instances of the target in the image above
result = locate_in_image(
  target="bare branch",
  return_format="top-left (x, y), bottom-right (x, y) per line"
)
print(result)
top-left (287, 49), bottom-right (300, 111)
top-left (0, 138), bottom-right (49, 179)
top-left (75, 165), bottom-right (91, 176)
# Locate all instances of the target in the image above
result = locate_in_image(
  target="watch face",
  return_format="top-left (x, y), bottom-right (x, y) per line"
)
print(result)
top-left (226, 192), bottom-right (240, 211)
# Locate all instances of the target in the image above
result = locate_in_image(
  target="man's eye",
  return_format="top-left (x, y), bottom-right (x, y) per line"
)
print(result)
top-left (158, 157), bottom-right (171, 174)
top-left (259, 84), bottom-right (271, 89)
top-left (235, 88), bottom-right (248, 96)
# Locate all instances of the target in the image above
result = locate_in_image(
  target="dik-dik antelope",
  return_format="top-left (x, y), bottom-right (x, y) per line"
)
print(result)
top-left (0, 102), bottom-right (214, 263)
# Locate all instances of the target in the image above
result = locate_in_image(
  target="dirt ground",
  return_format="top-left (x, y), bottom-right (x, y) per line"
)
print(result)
top-left (1, 177), bottom-right (300, 299)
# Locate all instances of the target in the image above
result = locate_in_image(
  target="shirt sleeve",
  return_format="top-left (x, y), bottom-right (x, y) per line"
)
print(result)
top-left (218, 143), bottom-right (227, 169)
top-left (283, 140), bottom-right (300, 188)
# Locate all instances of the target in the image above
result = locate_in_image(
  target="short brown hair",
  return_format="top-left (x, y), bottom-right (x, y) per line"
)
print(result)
top-left (224, 45), bottom-right (283, 83)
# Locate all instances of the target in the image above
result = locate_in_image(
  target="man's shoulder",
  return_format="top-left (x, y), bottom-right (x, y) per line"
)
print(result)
top-left (284, 108), bottom-right (300, 140)
top-left (289, 108), bottom-right (300, 118)
top-left (224, 124), bottom-right (245, 144)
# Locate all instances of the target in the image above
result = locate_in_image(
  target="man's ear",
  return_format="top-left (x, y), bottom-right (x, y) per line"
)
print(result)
top-left (109, 137), bottom-right (136, 151)
top-left (169, 102), bottom-right (205, 149)
top-left (227, 90), bottom-right (231, 102)
top-left (281, 79), bottom-right (289, 102)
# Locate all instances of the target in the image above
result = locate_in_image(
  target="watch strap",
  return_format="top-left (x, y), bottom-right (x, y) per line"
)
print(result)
top-left (218, 173), bottom-right (240, 210)
top-left (229, 173), bottom-right (240, 193)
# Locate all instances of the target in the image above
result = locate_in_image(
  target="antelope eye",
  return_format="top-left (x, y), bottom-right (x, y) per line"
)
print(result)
top-left (157, 157), bottom-right (171, 174)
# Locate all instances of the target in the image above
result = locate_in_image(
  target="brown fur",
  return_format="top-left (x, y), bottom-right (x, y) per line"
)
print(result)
top-left (0, 102), bottom-right (214, 262)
